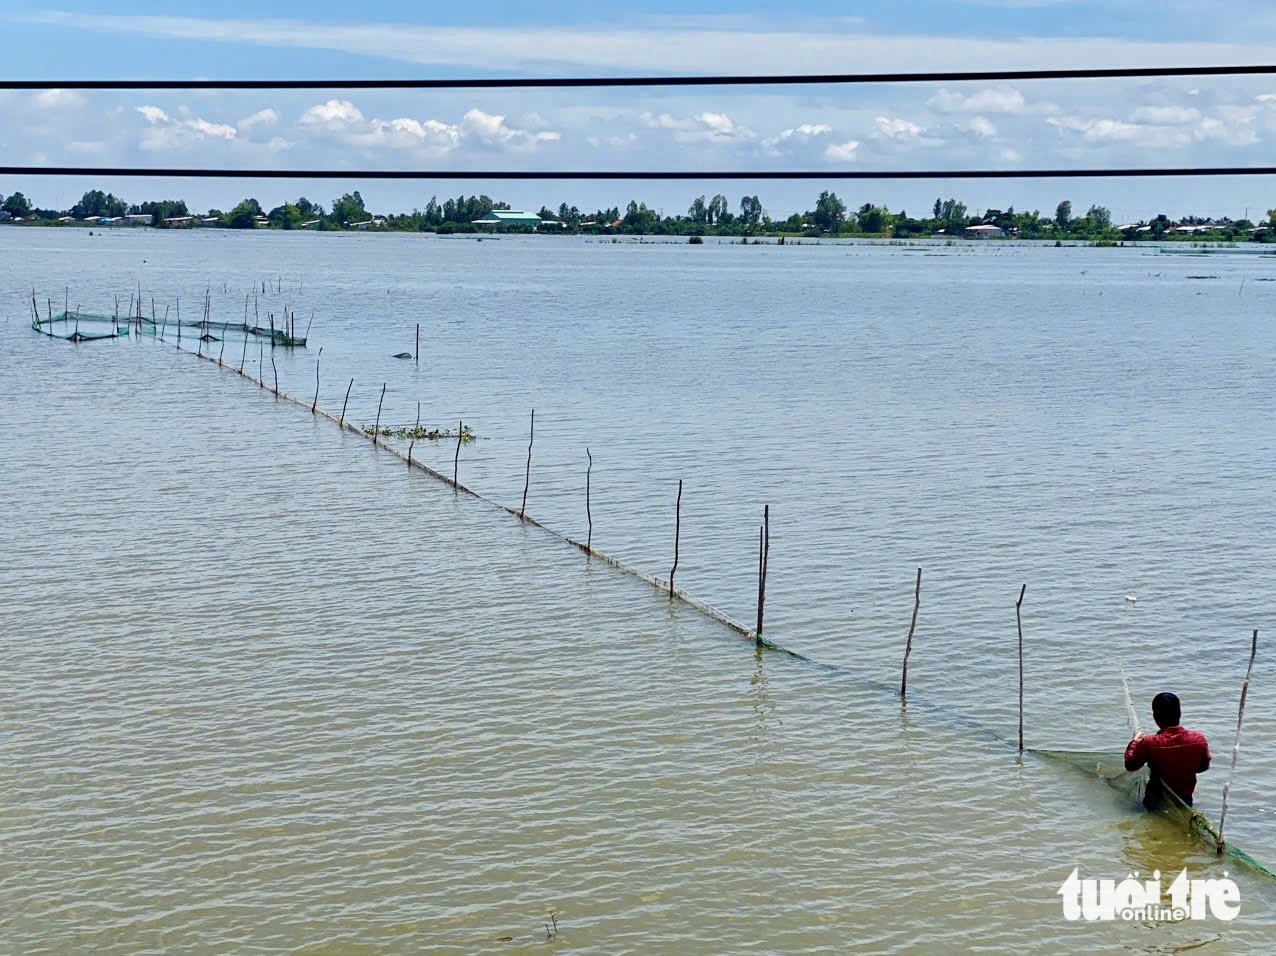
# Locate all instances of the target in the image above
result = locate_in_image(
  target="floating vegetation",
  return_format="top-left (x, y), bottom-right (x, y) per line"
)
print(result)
top-left (363, 422), bottom-right (476, 442)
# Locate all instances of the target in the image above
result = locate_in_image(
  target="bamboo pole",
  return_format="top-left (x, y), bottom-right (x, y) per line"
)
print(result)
top-left (408, 400), bottom-right (420, 466)
top-left (311, 347), bottom-right (323, 412)
top-left (585, 448), bottom-right (593, 551)
top-left (270, 341), bottom-right (279, 394)
top-left (415, 323), bottom-right (420, 365)
top-left (670, 479), bottom-right (682, 596)
top-left (454, 420), bottom-right (462, 487)
top-left (176, 298), bottom-right (181, 346)
top-left (372, 383), bottom-right (386, 444)
top-left (239, 324), bottom-right (250, 372)
top-left (1016, 584), bottom-right (1027, 752)
top-left (258, 339), bottom-right (264, 388)
top-left (1217, 629), bottom-right (1259, 851)
top-left (755, 504), bottom-right (769, 643)
top-left (339, 378), bottom-right (354, 426)
top-left (520, 409), bottom-right (534, 519)
top-left (900, 567), bottom-right (922, 698)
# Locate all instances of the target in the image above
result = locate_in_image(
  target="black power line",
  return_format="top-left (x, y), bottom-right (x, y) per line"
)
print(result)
top-left (3, 166), bottom-right (1276, 180)
top-left (4, 64), bottom-right (1276, 90)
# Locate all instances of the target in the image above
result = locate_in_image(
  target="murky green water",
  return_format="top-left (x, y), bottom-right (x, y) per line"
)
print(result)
top-left (2, 229), bottom-right (1274, 952)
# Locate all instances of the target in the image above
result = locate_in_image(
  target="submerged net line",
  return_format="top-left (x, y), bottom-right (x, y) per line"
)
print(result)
top-left (67, 324), bottom-right (1270, 876)
top-left (146, 331), bottom-right (767, 646)
top-left (1031, 749), bottom-right (1276, 881)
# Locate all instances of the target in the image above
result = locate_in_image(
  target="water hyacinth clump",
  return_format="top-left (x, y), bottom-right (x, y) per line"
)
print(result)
top-left (363, 423), bottom-right (477, 442)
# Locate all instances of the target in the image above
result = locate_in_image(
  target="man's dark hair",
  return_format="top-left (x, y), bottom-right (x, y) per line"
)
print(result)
top-left (1152, 692), bottom-right (1181, 727)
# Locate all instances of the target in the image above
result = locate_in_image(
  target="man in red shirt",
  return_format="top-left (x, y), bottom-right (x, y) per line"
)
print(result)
top-left (1124, 692), bottom-right (1212, 807)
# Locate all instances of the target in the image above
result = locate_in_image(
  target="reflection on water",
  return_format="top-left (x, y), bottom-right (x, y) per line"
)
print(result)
top-left (2, 230), bottom-right (1275, 952)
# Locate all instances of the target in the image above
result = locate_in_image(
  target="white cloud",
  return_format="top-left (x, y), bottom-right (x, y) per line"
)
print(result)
top-left (968, 116), bottom-right (998, 137)
top-left (929, 86), bottom-right (1030, 114)
top-left (300, 98), bottom-right (363, 128)
top-left (1131, 105), bottom-right (1201, 124)
top-left (134, 104), bottom-right (238, 150)
top-left (186, 118), bottom-right (236, 139)
top-left (1048, 115), bottom-right (1192, 148)
top-left (237, 108), bottom-right (279, 133)
top-left (462, 108), bottom-right (560, 149)
top-left (640, 110), bottom-right (752, 143)
top-left (23, 11), bottom-right (1276, 78)
top-left (824, 140), bottom-right (860, 161)
top-left (293, 101), bottom-right (555, 153)
top-left (873, 116), bottom-right (925, 139)
top-left (34, 89), bottom-right (85, 110)
top-left (761, 122), bottom-right (833, 154)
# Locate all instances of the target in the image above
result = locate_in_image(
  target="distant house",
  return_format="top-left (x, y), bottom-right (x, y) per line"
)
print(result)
top-left (200, 217), bottom-right (221, 226)
top-left (472, 210), bottom-right (544, 229)
top-left (300, 219), bottom-right (321, 229)
top-left (164, 216), bottom-right (195, 228)
top-left (124, 213), bottom-right (152, 225)
top-left (97, 216), bottom-right (123, 226)
top-left (351, 219), bottom-right (374, 230)
top-left (57, 215), bottom-right (75, 222)
top-left (964, 224), bottom-right (1005, 239)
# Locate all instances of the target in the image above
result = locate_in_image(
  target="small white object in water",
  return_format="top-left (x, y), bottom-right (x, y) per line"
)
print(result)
top-left (1125, 595), bottom-right (1137, 604)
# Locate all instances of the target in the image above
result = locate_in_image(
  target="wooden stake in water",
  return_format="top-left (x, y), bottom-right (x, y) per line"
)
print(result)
top-left (900, 567), bottom-right (922, 698)
top-left (585, 448), bottom-right (593, 551)
top-left (520, 409), bottom-right (535, 519)
top-left (755, 504), bottom-right (769, 643)
top-left (339, 378), bottom-right (354, 426)
top-left (1218, 629), bottom-right (1259, 852)
top-left (670, 479), bottom-right (682, 596)
top-left (408, 400), bottom-right (420, 466)
top-left (1016, 583), bottom-right (1027, 752)
top-left (454, 420), bottom-right (463, 487)
top-left (415, 323), bottom-right (420, 365)
top-left (311, 347), bottom-right (323, 412)
top-left (373, 383), bottom-right (386, 444)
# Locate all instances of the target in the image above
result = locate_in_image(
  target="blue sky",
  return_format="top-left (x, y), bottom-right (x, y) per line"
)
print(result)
top-left (4, 1), bottom-right (1276, 220)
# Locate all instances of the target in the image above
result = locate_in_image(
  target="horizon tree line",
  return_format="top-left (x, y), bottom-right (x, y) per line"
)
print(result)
top-left (1, 188), bottom-right (1270, 241)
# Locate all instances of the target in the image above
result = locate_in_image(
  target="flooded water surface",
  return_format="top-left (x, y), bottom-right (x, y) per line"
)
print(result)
top-left (2, 229), bottom-right (1275, 952)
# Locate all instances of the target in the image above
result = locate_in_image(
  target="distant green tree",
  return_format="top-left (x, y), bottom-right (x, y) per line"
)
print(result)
top-left (708, 194), bottom-right (729, 226)
top-left (330, 191), bottom-right (367, 227)
top-left (2, 191), bottom-right (32, 217)
top-left (269, 203), bottom-right (302, 229)
top-left (858, 203), bottom-right (886, 234)
top-left (739, 195), bottom-right (763, 231)
top-left (1086, 204), bottom-right (1112, 229)
top-left (812, 190), bottom-right (847, 233)
top-left (227, 198), bottom-right (262, 228)
top-left (1055, 200), bottom-right (1073, 233)
top-left (71, 189), bottom-right (127, 218)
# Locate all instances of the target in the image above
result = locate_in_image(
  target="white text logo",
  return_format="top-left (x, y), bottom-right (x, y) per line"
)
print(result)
top-left (1058, 868), bottom-right (1240, 921)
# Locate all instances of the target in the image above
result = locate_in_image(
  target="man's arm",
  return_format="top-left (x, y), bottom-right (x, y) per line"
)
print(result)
top-left (1124, 733), bottom-right (1147, 771)
top-left (1199, 738), bottom-right (1212, 773)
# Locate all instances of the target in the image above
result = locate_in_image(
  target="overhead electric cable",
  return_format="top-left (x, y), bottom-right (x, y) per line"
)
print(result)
top-left (4, 64), bottom-right (1276, 90)
top-left (4, 166), bottom-right (1276, 180)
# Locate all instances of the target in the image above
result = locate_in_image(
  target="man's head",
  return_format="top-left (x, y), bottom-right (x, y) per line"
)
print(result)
top-left (1152, 692), bottom-right (1181, 729)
